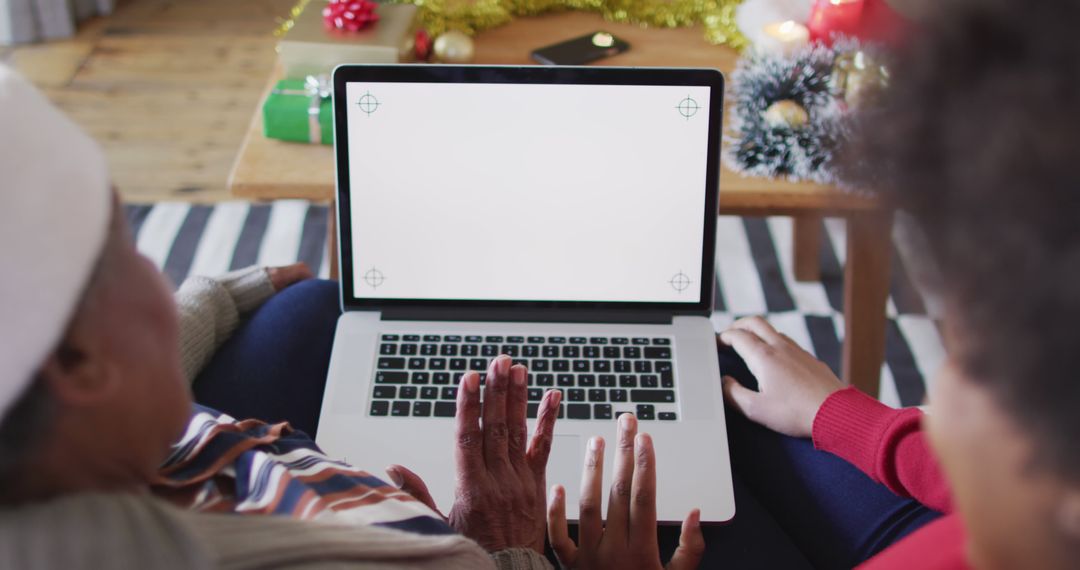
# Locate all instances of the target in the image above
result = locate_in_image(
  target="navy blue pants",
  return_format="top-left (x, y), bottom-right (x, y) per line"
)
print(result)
top-left (193, 279), bottom-right (940, 569)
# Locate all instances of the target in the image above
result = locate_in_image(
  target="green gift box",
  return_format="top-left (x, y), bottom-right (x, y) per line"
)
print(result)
top-left (263, 76), bottom-right (333, 145)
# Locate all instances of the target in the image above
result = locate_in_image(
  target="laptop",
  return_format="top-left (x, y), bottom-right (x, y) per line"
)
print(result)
top-left (316, 64), bottom-right (735, 523)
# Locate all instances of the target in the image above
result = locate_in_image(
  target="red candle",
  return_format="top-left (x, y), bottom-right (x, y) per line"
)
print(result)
top-left (807, 0), bottom-right (865, 45)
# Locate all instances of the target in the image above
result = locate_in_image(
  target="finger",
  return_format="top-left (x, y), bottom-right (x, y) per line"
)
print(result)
top-left (386, 464), bottom-right (444, 518)
top-left (546, 485), bottom-right (578, 568)
top-left (666, 509), bottom-right (706, 570)
top-left (721, 375), bottom-right (761, 420)
top-left (506, 364), bottom-right (530, 471)
top-left (717, 328), bottom-right (770, 359)
top-left (526, 388), bottom-right (561, 477)
top-left (268, 262), bottom-right (314, 291)
top-left (454, 371), bottom-right (484, 482)
top-left (729, 316), bottom-right (784, 345)
top-left (629, 433), bottom-right (658, 553)
top-left (578, 436), bottom-right (605, 551)
top-left (605, 412), bottom-right (638, 542)
top-left (482, 356), bottom-right (513, 472)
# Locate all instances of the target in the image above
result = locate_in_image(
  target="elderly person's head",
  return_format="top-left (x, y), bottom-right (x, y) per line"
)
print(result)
top-left (0, 66), bottom-right (191, 503)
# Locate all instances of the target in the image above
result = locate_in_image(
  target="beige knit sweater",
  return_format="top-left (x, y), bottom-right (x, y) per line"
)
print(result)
top-left (0, 267), bottom-right (552, 570)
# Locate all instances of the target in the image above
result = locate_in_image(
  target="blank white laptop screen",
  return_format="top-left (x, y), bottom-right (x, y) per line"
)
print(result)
top-left (344, 81), bottom-right (711, 304)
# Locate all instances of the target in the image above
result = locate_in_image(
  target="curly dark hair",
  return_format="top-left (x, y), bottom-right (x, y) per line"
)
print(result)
top-left (848, 0), bottom-right (1080, 480)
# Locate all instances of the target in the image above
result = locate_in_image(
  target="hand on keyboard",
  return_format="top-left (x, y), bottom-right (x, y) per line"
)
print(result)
top-left (387, 355), bottom-right (562, 554)
top-left (547, 413), bottom-right (705, 570)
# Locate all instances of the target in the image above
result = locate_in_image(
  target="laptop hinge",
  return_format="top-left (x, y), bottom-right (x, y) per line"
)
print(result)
top-left (378, 306), bottom-right (675, 325)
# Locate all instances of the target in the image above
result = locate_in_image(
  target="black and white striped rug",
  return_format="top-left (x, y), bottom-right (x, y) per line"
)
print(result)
top-left (126, 201), bottom-right (945, 409)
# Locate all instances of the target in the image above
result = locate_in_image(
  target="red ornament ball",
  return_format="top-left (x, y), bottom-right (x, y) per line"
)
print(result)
top-left (323, 0), bottom-right (379, 32)
top-left (414, 29), bottom-right (432, 61)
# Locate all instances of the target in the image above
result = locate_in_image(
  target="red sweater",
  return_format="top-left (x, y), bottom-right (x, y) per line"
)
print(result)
top-left (812, 388), bottom-right (969, 569)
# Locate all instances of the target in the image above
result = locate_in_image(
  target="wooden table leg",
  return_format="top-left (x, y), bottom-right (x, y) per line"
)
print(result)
top-left (328, 198), bottom-right (339, 280)
top-left (841, 210), bottom-right (893, 398)
top-left (793, 214), bottom-right (823, 282)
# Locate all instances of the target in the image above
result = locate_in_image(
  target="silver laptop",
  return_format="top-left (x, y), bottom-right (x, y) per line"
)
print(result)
top-left (316, 64), bottom-right (735, 523)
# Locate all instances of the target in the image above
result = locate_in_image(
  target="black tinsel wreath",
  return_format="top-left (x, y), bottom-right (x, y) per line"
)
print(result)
top-left (725, 42), bottom-right (851, 184)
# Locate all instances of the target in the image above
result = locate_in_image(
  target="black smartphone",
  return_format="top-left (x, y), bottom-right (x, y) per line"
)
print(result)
top-left (531, 31), bottom-right (631, 65)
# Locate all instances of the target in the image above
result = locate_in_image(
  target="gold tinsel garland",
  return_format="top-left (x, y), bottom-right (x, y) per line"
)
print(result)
top-left (276, 0), bottom-right (748, 50)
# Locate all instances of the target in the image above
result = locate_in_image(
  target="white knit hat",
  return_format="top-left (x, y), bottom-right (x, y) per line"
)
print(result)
top-left (0, 64), bottom-right (111, 422)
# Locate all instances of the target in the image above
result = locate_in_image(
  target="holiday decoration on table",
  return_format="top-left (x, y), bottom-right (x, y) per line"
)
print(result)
top-left (383, 0), bottom-right (749, 50)
top-left (725, 39), bottom-right (887, 185)
top-left (276, 0), bottom-right (421, 78)
top-left (263, 75), bottom-right (334, 145)
top-left (323, 0), bottom-right (380, 32)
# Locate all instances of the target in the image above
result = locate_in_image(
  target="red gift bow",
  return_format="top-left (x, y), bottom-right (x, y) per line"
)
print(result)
top-left (323, 0), bottom-right (379, 32)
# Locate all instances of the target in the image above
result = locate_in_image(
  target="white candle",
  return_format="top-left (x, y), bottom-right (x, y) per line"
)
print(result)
top-left (760, 20), bottom-right (810, 55)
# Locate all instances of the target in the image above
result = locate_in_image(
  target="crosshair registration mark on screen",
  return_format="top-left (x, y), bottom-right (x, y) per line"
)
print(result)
top-left (669, 271), bottom-right (692, 292)
top-left (676, 96), bottom-right (699, 120)
top-left (357, 91), bottom-right (380, 116)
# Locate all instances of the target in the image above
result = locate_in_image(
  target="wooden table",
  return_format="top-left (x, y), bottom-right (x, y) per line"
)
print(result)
top-left (228, 12), bottom-right (892, 397)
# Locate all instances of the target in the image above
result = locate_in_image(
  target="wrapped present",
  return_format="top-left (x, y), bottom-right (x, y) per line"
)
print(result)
top-left (263, 75), bottom-right (333, 145)
top-left (278, 1), bottom-right (419, 78)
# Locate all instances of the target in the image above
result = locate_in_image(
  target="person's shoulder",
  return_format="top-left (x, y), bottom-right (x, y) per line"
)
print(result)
top-left (857, 514), bottom-right (969, 570)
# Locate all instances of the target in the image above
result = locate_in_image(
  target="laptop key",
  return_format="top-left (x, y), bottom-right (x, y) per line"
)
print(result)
top-left (400, 344), bottom-right (418, 355)
top-left (536, 374), bottom-right (554, 387)
top-left (614, 360), bottom-right (631, 373)
top-left (562, 346), bottom-right (580, 358)
top-left (610, 389), bottom-right (628, 402)
top-left (428, 358), bottom-right (447, 370)
top-left (644, 347), bottom-right (672, 359)
top-left (470, 358), bottom-right (487, 370)
top-left (594, 404), bottom-right (613, 420)
top-left (434, 402), bottom-right (456, 417)
top-left (500, 345), bottom-right (519, 357)
top-left (528, 336), bottom-right (545, 343)
top-left (603, 347), bottom-right (620, 358)
top-left (588, 389), bottom-right (606, 402)
top-left (553, 360), bottom-right (570, 372)
top-left (441, 387), bottom-right (458, 400)
top-left (633, 338), bottom-right (650, 345)
top-left (373, 386), bottom-right (397, 399)
top-left (403, 335), bottom-right (420, 342)
top-left (449, 358), bottom-right (467, 371)
top-left (528, 388), bottom-right (543, 401)
top-left (408, 358), bottom-right (426, 370)
top-left (573, 360), bottom-right (590, 372)
top-left (522, 345), bottom-right (539, 357)
top-left (370, 400), bottom-right (389, 416)
top-left (375, 371), bottom-right (408, 384)
top-left (557, 374), bottom-right (575, 387)
top-left (578, 374), bottom-right (596, 387)
top-left (526, 403), bottom-right (539, 419)
top-left (568, 389), bottom-right (585, 402)
top-left (542, 345), bottom-right (560, 357)
top-left (636, 404), bottom-right (656, 420)
top-left (624, 347), bottom-right (642, 359)
top-left (631, 389), bottom-right (676, 403)
top-left (412, 401), bottom-right (432, 417)
top-left (482, 345), bottom-right (499, 357)
top-left (421, 387), bottom-right (439, 400)
top-left (507, 336), bottom-right (525, 343)
top-left (423, 335), bottom-right (441, 342)
top-left (548, 336), bottom-right (567, 344)
top-left (641, 374), bottom-right (659, 388)
top-left (659, 412), bottom-right (677, 421)
top-left (377, 357), bottom-right (405, 369)
top-left (461, 345), bottom-right (479, 356)
top-left (567, 404), bottom-right (591, 419)
top-left (440, 344), bottom-right (459, 356)
top-left (569, 337), bottom-right (587, 345)
top-left (400, 386), bottom-right (418, 399)
top-left (619, 375), bottom-right (638, 388)
top-left (583, 346), bottom-right (600, 358)
top-left (381, 334), bottom-right (400, 341)
top-left (485, 335), bottom-right (504, 343)
top-left (379, 344), bottom-right (397, 355)
top-left (465, 335), bottom-right (482, 343)
top-left (444, 335), bottom-right (462, 342)
top-left (652, 338), bottom-right (670, 345)
top-left (589, 337), bottom-right (608, 345)
top-left (531, 359), bottom-right (550, 372)
top-left (660, 370), bottom-right (674, 388)
top-left (410, 372), bottom-right (430, 385)
top-left (599, 374), bottom-right (616, 387)
top-left (612, 337), bottom-right (630, 345)
top-left (391, 401), bottom-right (411, 416)
top-left (593, 360), bottom-right (611, 373)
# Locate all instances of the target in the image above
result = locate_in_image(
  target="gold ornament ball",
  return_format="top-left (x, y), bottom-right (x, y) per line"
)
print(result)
top-left (763, 100), bottom-right (809, 129)
top-left (433, 31), bottom-right (475, 64)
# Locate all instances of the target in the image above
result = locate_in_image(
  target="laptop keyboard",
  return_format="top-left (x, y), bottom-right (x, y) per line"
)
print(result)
top-left (369, 334), bottom-right (678, 421)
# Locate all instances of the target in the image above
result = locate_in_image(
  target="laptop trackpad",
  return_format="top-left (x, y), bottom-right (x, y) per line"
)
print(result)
top-left (547, 435), bottom-right (583, 514)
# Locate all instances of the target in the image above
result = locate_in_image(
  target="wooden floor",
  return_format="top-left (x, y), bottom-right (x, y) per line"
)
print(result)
top-left (2, 0), bottom-right (296, 202)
